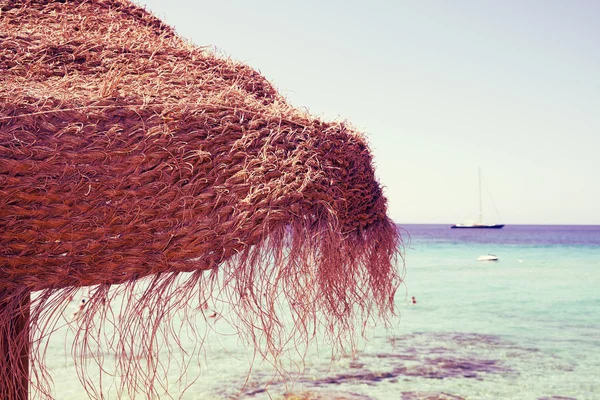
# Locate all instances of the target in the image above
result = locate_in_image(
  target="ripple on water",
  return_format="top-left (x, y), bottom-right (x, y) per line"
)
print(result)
top-left (400, 392), bottom-right (466, 400)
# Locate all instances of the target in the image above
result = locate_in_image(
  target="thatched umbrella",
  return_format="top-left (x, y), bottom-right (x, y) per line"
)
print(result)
top-left (0, 0), bottom-right (401, 398)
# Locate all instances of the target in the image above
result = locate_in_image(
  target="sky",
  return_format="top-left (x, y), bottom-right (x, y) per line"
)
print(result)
top-left (141, 0), bottom-right (599, 225)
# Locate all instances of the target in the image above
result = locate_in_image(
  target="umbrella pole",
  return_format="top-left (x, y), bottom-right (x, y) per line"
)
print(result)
top-left (1, 290), bottom-right (29, 400)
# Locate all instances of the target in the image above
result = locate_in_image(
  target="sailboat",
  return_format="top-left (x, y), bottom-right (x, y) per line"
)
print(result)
top-left (451, 168), bottom-right (504, 229)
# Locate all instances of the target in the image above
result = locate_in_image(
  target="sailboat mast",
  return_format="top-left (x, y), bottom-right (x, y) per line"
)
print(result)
top-left (478, 167), bottom-right (483, 224)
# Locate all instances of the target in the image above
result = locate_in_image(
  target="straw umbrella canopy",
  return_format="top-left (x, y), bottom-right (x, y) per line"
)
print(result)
top-left (0, 0), bottom-right (401, 398)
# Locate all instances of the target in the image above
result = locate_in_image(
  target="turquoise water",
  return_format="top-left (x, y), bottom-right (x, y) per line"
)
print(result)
top-left (386, 225), bottom-right (600, 400)
top-left (47, 224), bottom-right (600, 399)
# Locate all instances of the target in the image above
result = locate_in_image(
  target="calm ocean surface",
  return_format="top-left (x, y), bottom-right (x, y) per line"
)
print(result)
top-left (48, 224), bottom-right (600, 399)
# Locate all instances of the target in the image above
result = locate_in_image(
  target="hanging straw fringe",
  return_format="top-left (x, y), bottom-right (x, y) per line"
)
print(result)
top-left (0, 0), bottom-right (403, 398)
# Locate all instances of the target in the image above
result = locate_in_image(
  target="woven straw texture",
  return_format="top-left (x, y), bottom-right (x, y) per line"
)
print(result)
top-left (0, 0), bottom-right (402, 398)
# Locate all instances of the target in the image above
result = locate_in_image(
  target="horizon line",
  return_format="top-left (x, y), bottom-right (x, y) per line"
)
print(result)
top-left (393, 222), bottom-right (600, 227)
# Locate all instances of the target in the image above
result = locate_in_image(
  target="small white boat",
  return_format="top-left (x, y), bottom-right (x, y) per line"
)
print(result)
top-left (477, 254), bottom-right (499, 261)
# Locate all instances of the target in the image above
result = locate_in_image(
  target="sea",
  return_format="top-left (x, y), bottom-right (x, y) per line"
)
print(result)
top-left (46, 224), bottom-right (600, 400)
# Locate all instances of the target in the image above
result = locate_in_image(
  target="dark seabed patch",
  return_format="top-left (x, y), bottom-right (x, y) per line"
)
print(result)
top-left (537, 397), bottom-right (577, 400)
top-left (217, 332), bottom-right (563, 399)
top-left (278, 391), bottom-right (467, 400)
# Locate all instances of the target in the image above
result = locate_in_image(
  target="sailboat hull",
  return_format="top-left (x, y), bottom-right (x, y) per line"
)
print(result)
top-left (450, 224), bottom-right (504, 229)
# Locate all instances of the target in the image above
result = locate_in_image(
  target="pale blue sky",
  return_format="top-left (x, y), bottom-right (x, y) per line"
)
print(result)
top-left (141, 0), bottom-right (599, 225)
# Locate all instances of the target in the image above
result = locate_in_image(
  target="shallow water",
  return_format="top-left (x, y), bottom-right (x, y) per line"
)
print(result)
top-left (46, 224), bottom-right (600, 399)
